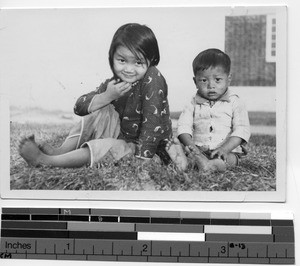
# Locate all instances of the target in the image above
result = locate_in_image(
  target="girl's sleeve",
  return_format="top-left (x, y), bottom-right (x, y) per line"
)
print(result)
top-left (73, 81), bottom-right (108, 116)
top-left (231, 96), bottom-right (251, 143)
top-left (135, 67), bottom-right (170, 159)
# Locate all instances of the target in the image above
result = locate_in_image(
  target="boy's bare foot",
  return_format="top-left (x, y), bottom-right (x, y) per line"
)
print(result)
top-left (18, 135), bottom-right (44, 166)
top-left (206, 158), bottom-right (226, 172)
top-left (189, 146), bottom-right (226, 173)
top-left (224, 153), bottom-right (239, 167)
top-left (166, 137), bottom-right (188, 171)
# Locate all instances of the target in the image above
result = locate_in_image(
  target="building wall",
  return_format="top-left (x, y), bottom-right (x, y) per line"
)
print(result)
top-left (225, 15), bottom-right (276, 86)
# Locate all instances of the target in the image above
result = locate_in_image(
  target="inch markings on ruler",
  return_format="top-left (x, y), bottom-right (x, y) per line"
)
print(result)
top-left (0, 208), bottom-right (295, 264)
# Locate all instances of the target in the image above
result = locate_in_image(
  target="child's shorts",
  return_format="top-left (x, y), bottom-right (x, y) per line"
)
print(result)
top-left (65, 104), bottom-right (134, 167)
top-left (68, 104), bottom-right (121, 148)
top-left (81, 138), bottom-right (135, 167)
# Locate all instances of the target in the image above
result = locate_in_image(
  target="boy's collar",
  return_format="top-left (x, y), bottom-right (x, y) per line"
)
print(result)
top-left (195, 89), bottom-right (230, 104)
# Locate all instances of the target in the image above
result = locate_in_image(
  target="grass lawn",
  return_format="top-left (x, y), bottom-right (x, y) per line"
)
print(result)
top-left (10, 116), bottom-right (276, 191)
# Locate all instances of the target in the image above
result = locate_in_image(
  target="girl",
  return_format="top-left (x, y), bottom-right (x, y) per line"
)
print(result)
top-left (19, 23), bottom-right (185, 169)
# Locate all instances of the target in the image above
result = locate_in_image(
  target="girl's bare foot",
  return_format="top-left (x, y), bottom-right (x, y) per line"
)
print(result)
top-left (18, 135), bottom-right (44, 166)
top-left (39, 142), bottom-right (55, 155)
top-left (189, 146), bottom-right (226, 173)
top-left (166, 137), bottom-right (188, 171)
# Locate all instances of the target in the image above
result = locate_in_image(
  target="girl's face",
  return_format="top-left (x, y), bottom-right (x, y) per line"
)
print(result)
top-left (194, 66), bottom-right (231, 101)
top-left (113, 46), bottom-right (149, 84)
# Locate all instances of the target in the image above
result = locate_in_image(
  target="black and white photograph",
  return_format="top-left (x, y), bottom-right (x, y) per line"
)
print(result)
top-left (0, 6), bottom-right (287, 201)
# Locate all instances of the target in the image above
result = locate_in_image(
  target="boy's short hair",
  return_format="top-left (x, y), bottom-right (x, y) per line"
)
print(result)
top-left (109, 23), bottom-right (160, 72)
top-left (192, 48), bottom-right (231, 76)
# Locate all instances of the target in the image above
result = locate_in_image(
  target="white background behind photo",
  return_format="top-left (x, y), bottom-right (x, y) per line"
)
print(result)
top-left (0, 0), bottom-right (299, 266)
top-left (1, 5), bottom-right (278, 121)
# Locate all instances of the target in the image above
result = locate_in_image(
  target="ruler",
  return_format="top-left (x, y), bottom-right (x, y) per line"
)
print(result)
top-left (0, 208), bottom-right (295, 264)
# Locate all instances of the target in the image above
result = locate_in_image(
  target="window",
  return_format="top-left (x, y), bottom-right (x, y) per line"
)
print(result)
top-left (266, 14), bottom-right (276, 62)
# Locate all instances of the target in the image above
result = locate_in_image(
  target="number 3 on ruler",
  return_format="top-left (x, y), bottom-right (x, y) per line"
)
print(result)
top-left (221, 245), bottom-right (227, 254)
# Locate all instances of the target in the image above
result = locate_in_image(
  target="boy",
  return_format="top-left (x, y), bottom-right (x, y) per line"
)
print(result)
top-left (172, 48), bottom-right (250, 172)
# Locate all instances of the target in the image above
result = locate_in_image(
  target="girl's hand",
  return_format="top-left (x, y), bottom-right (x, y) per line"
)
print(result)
top-left (105, 79), bottom-right (132, 101)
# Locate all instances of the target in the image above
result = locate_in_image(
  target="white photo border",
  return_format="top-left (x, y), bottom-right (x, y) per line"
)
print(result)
top-left (0, 5), bottom-right (287, 202)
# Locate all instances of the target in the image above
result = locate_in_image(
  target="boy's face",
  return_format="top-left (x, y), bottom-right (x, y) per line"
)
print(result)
top-left (113, 45), bottom-right (149, 84)
top-left (193, 66), bottom-right (231, 101)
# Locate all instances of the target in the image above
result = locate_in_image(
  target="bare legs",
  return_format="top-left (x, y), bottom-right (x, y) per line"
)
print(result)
top-left (224, 153), bottom-right (239, 167)
top-left (165, 137), bottom-right (188, 171)
top-left (19, 121), bottom-right (89, 167)
top-left (166, 137), bottom-right (228, 172)
top-left (187, 145), bottom-right (226, 172)
top-left (38, 119), bottom-right (83, 156)
top-left (19, 135), bottom-right (90, 168)
top-left (19, 135), bottom-right (236, 171)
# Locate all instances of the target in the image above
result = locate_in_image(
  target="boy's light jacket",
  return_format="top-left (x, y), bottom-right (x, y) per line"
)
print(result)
top-left (177, 89), bottom-right (251, 152)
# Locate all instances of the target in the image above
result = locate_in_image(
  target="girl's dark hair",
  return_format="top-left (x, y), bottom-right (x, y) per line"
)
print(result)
top-left (108, 23), bottom-right (160, 72)
top-left (192, 48), bottom-right (231, 75)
